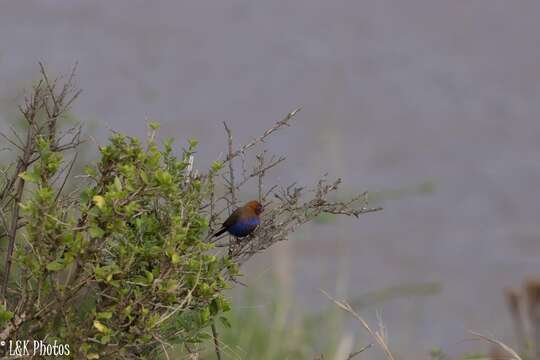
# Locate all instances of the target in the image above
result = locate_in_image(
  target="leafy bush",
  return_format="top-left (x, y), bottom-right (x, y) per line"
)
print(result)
top-left (0, 66), bottom-right (380, 359)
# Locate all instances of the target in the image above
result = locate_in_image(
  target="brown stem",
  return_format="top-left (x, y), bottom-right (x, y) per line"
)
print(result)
top-left (211, 323), bottom-right (222, 360)
top-left (1, 116), bottom-right (36, 300)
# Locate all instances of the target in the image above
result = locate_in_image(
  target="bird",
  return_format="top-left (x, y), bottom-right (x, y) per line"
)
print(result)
top-left (213, 200), bottom-right (264, 238)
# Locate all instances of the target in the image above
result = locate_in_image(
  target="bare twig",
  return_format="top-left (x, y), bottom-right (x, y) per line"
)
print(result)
top-left (256, 152), bottom-right (265, 202)
top-left (0, 131), bottom-right (24, 151)
top-left (228, 177), bottom-right (381, 264)
top-left (54, 152), bottom-right (78, 202)
top-left (224, 107), bottom-right (301, 163)
top-left (223, 122), bottom-right (237, 255)
top-left (201, 107), bottom-right (301, 212)
top-left (8, 126), bottom-right (25, 148)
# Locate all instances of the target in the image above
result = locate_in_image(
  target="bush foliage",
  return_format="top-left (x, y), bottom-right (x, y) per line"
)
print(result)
top-left (0, 66), bottom-right (379, 359)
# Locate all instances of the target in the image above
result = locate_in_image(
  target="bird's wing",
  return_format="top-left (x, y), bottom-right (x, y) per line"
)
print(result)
top-left (222, 207), bottom-right (242, 229)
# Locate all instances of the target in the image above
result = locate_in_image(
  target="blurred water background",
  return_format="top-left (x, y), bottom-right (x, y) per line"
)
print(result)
top-left (1, 1), bottom-right (540, 358)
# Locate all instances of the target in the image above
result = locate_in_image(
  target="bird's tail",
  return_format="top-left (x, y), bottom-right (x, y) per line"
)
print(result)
top-left (213, 227), bottom-right (227, 237)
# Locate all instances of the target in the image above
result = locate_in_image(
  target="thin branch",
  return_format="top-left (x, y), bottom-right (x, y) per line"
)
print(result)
top-left (1, 113), bottom-right (36, 299)
top-left (8, 126), bottom-right (25, 148)
top-left (257, 151), bottom-right (265, 202)
top-left (223, 122), bottom-right (237, 207)
top-left (0, 131), bottom-right (24, 151)
top-left (229, 176), bottom-right (381, 264)
top-left (54, 152), bottom-right (78, 202)
top-left (224, 107), bottom-right (301, 163)
top-left (208, 154), bottom-right (285, 209)
top-left (211, 323), bottom-right (223, 360)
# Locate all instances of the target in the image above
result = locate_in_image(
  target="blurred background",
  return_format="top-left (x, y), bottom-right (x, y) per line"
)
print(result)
top-left (1, 1), bottom-right (540, 358)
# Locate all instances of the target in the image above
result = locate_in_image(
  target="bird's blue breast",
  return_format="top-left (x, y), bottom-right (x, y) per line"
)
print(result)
top-left (227, 216), bottom-right (260, 237)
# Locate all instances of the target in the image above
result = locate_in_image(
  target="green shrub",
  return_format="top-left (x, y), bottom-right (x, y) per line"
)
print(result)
top-left (0, 66), bottom-right (379, 359)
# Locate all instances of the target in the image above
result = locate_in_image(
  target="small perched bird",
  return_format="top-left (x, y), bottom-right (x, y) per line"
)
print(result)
top-left (213, 200), bottom-right (264, 238)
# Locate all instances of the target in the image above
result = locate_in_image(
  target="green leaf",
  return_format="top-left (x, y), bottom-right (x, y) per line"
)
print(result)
top-left (92, 195), bottom-right (105, 209)
top-left (219, 316), bottom-right (231, 329)
top-left (221, 298), bottom-right (231, 312)
top-left (200, 307), bottom-right (210, 323)
top-left (80, 189), bottom-right (92, 205)
top-left (46, 260), bottom-right (65, 272)
top-left (19, 171), bottom-right (40, 184)
top-left (0, 308), bottom-right (14, 325)
top-left (99, 335), bottom-right (111, 345)
top-left (93, 320), bottom-right (109, 333)
top-left (211, 161), bottom-right (223, 172)
top-left (155, 171), bottom-right (172, 186)
top-left (113, 177), bottom-right (123, 192)
top-left (89, 226), bottom-right (105, 238)
top-left (140, 171), bottom-right (148, 184)
top-left (148, 121), bottom-right (160, 130)
top-left (96, 312), bottom-right (113, 320)
top-left (197, 333), bottom-right (212, 341)
top-left (145, 271), bottom-right (154, 283)
top-left (171, 253), bottom-right (181, 265)
top-left (209, 299), bottom-right (219, 315)
top-left (83, 166), bottom-right (98, 177)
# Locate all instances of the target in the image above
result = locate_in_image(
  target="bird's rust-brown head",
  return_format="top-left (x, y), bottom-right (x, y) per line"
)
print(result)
top-left (245, 200), bottom-right (264, 215)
